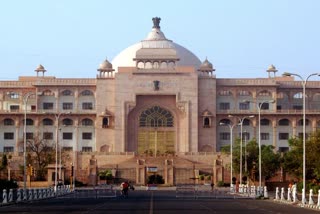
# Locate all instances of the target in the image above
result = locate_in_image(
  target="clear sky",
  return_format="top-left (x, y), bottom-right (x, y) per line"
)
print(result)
top-left (1, 0), bottom-right (320, 80)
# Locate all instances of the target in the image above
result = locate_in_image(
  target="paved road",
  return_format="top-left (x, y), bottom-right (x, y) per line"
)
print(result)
top-left (0, 189), bottom-right (318, 214)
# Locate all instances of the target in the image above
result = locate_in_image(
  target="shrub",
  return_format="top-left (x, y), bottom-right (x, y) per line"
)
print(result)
top-left (217, 180), bottom-right (224, 187)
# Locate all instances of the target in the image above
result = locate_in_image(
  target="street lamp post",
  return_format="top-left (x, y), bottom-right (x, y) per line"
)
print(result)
top-left (219, 122), bottom-right (237, 191)
top-left (23, 92), bottom-right (33, 193)
top-left (244, 130), bottom-right (247, 173)
top-left (52, 112), bottom-right (71, 190)
top-left (244, 99), bottom-right (275, 196)
top-left (229, 115), bottom-right (254, 185)
top-left (282, 72), bottom-right (320, 205)
top-left (23, 92), bottom-right (40, 195)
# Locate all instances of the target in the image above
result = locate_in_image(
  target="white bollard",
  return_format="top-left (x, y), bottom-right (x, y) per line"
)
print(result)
top-left (16, 189), bottom-right (22, 202)
top-left (292, 186), bottom-right (299, 202)
top-left (287, 187), bottom-right (292, 202)
top-left (280, 187), bottom-right (285, 201)
top-left (43, 189), bottom-right (46, 199)
top-left (264, 186), bottom-right (268, 198)
top-left (23, 189), bottom-right (27, 201)
top-left (317, 189), bottom-right (320, 208)
top-left (251, 186), bottom-right (256, 197)
top-left (302, 188), bottom-right (307, 205)
top-left (28, 189), bottom-right (33, 201)
top-left (239, 185), bottom-right (243, 193)
top-left (2, 189), bottom-right (8, 204)
top-left (39, 188), bottom-right (42, 199)
top-left (8, 189), bottom-right (13, 202)
top-left (309, 189), bottom-right (315, 205)
top-left (275, 187), bottom-right (280, 200)
top-left (33, 189), bottom-right (38, 200)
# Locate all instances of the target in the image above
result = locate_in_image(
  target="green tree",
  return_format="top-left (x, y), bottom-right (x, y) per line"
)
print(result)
top-left (282, 137), bottom-right (303, 179)
top-left (221, 137), bottom-right (281, 181)
top-left (261, 145), bottom-right (281, 180)
top-left (98, 169), bottom-right (113, 180)
top-left (283, 130), bottom-right (320, 182)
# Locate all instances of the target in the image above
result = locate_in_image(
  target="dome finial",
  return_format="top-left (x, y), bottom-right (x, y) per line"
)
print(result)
top-left (152, 17), bottom-right (161, 29)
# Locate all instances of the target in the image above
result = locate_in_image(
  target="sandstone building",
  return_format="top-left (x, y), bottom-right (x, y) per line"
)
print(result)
top-left (1, 17), bottom-right (319, 185)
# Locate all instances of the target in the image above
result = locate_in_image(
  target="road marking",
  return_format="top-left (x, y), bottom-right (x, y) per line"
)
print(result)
top-left (149, 191), bottom-right (154, 214)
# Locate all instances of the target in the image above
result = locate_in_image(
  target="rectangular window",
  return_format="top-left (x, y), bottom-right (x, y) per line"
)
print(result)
top-left (260, 103), bottom-right (269, 110)
top-left (3, 146), bottom-right (14, 152)
top-left (241, 132), bottom-right (250, 140)
top-left (26, 132), bottom-right (33, 140)
top-left (278, 147), bottom-right (289, 153)
top-left (293, 105), bottom-right (303, 110)
top-left (62, 102), bottom-right (73, 110)
top-left (82, 147), bottom-right (92, 152)
top-left (63, 132), bottom-right (73, 140)
top-left (62, 147), bottom-right (73, 152)
top-left (219, 103), bottom-right (230, 110)
top-left (298, 133), bottom-right (309, 139)
top-left (279, 133), bottom-right (289, 140)
top-left (82, 132), bottom-right (92, 140)
top-left (43, 132), bottom-right (53, 140)
top-left (10, 105), bottom-right (20, 112)
top-left (277, 105), bottom-right (282, 110)
top-left (82, 102), bottom-right (93, 110)
top-left (239, 102), bottom-right (249, 110)
top-left (43, 102), bottom-right (54, 110)
top-left (4, 132), bottom-right (14, 140)
top-left (219, 132), bottom-right (230, 140)
top-left (261, 133), bottom-right (270, 140)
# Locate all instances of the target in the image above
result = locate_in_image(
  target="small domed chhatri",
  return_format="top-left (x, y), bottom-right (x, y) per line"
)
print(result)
top-left (199, 58), bottom-right (214, 71)
top-left (97, 58), bottom-right (115, 78)
top-left (98, 58), bottom-right (113, 71)
top-left (266, 64), bottom-right (278, 78)
top-left (34, 64), bottom-right (46, 77)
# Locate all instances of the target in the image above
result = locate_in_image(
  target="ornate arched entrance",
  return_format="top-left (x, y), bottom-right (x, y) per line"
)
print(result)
top-left (137, 105), bottom-right (175, 155)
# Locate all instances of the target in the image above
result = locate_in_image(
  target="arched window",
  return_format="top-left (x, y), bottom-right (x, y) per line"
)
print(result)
top-left (139, 106), bottom-right (174, 127)
top-left (43, 118), bottom-right (53, 126)
top-left (82, 118), bottom-right (93, 126)
top-left (203, 117), bottom-right (210, 128)
top-left (219, 90), bottom-right (232, 96)
top-left (279, 119), bottom-right (290, 126)
top-left (239, 90), bottom-right (250, 96)
top-left (62, 118), bottom-right (73, 126)
top-left (80, 90), bottom-right (93, 96)
top-left (7, 92), bottom-right (20, 99)
top-left (43, 90), bottom-right (54, 96)
top-left (258, 90), bottom-right (271, 96)
top-left (61, 90), bottom-right (73, 96)
top-left (137, 61), bottom-right (144, 69)
top-left (219, 119), bottom-right (231, 125)
top-left (260, 119), bottom-right (270, 126)
top-left (294, 92), bottom-right (303, 99)
top-left (297, 119), bottom-right (310, 126)
top-left (25, 119), bottom-right (34, 126)
top-left (242, 119), bottom-right (251, 126)
top-left (102, 117), bottom-right (109, 128)
top-left (4, 118), bottom-right (14, 126)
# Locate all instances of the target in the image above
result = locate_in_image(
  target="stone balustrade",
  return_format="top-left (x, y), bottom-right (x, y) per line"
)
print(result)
top-left (1, 185), bottom-right (73, 205)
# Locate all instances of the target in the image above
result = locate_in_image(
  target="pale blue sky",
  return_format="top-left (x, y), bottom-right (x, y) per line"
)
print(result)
top-left (0, 0), bottom-right (319, 79)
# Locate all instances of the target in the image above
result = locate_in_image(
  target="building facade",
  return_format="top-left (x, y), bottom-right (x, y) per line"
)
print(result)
top-left (1, 17), bottom-right (320, 185)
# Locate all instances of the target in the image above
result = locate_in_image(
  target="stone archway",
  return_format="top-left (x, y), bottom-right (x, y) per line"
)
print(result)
top-left (137, 105), bottom-right (175, 155)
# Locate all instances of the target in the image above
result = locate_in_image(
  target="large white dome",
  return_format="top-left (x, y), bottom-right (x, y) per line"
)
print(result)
top-left (112, 18), bottom-right (201, 71)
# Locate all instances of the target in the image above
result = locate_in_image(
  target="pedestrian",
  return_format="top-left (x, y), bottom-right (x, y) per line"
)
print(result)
top-left (211, 182), bottom-right (214, 191)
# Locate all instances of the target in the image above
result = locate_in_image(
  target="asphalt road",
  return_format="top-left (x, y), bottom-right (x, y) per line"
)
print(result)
top-left (0, 189), bottom-right (318, 214)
